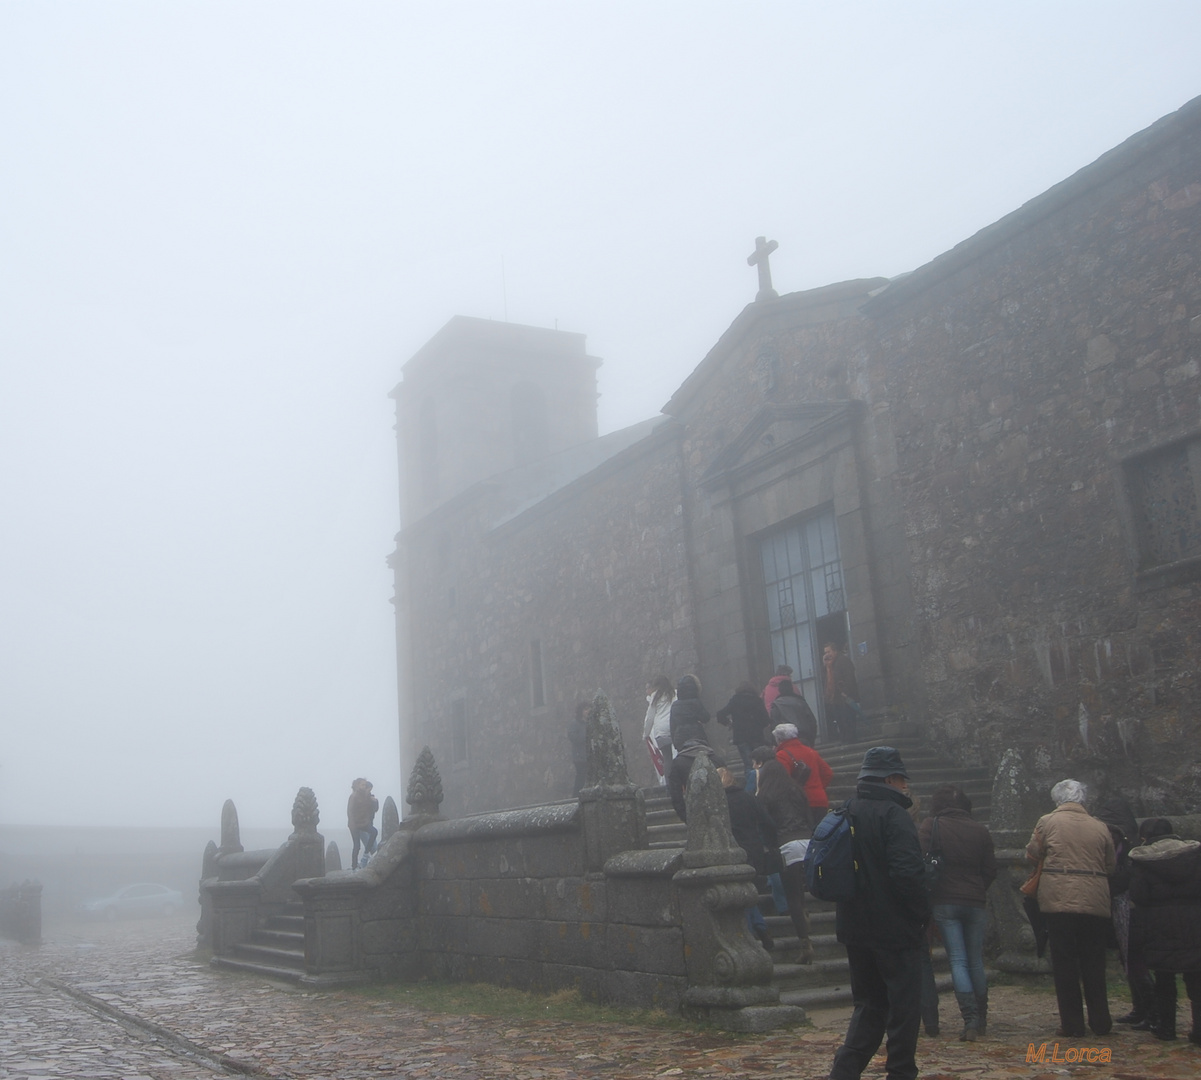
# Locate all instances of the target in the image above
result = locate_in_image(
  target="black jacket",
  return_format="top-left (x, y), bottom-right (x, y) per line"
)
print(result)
top-left (670, 697), bottom-right (710, 750)
top-left (836, 779), bottom-right (930, 950)
top-left (1130, 838), bottom-right (1201, 971)
top-left (770, 694), bottom-right (818, 746)
top-left (725, 786), bottom-right (783, 876)
top-left (716, 689), bottom-right (771, 747)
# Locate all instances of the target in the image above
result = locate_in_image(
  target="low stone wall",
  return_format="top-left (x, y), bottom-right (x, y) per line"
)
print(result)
top-left (291, 702), bottom-right (802, 1030)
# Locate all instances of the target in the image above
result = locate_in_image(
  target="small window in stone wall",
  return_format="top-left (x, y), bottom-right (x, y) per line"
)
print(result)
top-left (1128, 438), bottom-right (1201, 570)
top-left (530, 639), bottom-right (546, 709)
top-left (451, 700), bottom-right (467, 764)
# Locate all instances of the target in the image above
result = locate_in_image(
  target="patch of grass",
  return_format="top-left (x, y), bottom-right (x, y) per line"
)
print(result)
top-left (353, 978), bottom-right (700, 1030)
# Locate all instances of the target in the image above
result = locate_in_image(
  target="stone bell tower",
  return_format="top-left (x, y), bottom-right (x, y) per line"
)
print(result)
top-left (389, 316), bottom-right (601, 527)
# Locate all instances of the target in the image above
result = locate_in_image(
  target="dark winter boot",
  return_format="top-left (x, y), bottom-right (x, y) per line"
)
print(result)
top-left (955, 991), bottom-right (979, 1042)
top-left (1153, 973), bottom-right (1178, 1040)
top-left (975, 990), bottom-right (988, 1037)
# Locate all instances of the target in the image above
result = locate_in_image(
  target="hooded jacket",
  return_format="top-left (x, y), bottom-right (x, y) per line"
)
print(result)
top-left (836, 779), bottom-right (930, 950)
top-left (670, 676), bottom-right (709, 750)
top-left (1129, 836), bottom-right (1201, 971)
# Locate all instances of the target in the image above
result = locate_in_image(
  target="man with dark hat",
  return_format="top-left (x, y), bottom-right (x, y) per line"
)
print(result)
top-left (828, 747), bottom-right (930, 1080)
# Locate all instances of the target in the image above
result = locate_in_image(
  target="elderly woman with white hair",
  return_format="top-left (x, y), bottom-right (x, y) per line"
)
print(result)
top-left (1025, 779), bottom-right (1117, 1038)
top-left (772, 720), bottom-right (833, 826)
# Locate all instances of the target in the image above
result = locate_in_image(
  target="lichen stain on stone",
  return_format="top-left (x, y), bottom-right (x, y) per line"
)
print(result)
top-left (478, 889), bottom-right (492, 917)
top-left (577, 882), bottom-right (593, 912)
top-left (557, 923), bottom-right (567, 938)
top-left (579, 922), bottom-right (592, 940)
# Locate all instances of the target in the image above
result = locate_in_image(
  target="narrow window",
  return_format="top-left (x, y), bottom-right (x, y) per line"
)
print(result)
top-left (1127, 438), bottom-right (1201, 570)
top-left (451, 700), bottom-right (467, 764)
top-left (418, 402), bottom-right (439, 504)
top-left (530, 639), bottom-right (546, 708)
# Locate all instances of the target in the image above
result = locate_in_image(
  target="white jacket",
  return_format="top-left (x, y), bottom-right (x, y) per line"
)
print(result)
top-left (643, 694), bottom-right (674, 741)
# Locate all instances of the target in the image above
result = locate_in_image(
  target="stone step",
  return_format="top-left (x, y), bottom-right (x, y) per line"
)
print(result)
top-left (780, 973), bottom-right (955, 1011)
top-left (230, 941), bottom-right (306, 970)
top-left (770, 946), bottom-right (948, 992)
top-left (253, 928), bottom-right (305, 948)
top-left (210, 955), bottom-right (306, 984)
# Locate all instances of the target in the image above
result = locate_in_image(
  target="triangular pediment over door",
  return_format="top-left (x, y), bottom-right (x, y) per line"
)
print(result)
top-left (699, 401), bottom-right (858, 491)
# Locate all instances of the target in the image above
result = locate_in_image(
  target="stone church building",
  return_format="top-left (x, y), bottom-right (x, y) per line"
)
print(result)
top-left (390, 97), bottom-right (1201, 820)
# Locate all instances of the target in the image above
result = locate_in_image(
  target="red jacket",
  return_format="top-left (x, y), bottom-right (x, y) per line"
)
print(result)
top-left (775, 738), bottom-right (833, 809)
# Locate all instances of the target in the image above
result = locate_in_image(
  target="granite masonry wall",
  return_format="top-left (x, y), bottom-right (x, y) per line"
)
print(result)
top-left (399, 422), bottom-right (697, 816)
top-left (863, 105), bottom-right (1201, 806)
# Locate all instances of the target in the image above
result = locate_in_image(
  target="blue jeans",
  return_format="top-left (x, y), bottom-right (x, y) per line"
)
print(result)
top-left (352, 825), bottom-right (378, 867)
top-left (933, 903), bottom-right (988, 999)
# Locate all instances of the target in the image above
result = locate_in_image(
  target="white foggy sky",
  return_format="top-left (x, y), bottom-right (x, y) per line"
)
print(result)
top-left (1, 2), bottom-right (1198, 828)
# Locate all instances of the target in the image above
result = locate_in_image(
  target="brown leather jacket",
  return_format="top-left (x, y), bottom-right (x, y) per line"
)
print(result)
top-left (919, 808), bottom-right (997, 907)
top-left (1026, 802), bottom-right (1115, 917)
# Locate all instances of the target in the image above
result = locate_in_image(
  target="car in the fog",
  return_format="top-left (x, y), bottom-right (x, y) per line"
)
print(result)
top-left (80, 883), bottom-right (184, 920)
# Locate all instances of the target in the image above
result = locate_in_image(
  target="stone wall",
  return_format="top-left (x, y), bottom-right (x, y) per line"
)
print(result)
top-left (866, 99), bottom-right (1201, 808)
top-left (294, 715), bottom-right (801, 1030)
top-left (399, 422), bottom-right (697, 816)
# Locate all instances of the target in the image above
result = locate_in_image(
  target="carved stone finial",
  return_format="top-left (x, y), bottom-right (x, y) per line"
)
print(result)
top-left (291, 787), bottom-right (320, 834)
top-left (406, 747), bottom-right (444, 816)
top-left (683, 754), bottom-right (744, 869)
top-left (585, 692), bottom-right (632, 790)
top-left (381, 795), bottom-right (401, 841)
top-left (219, 799), bottom-right (242, 853)
top-left (325, 841), bottom-right (342, 872)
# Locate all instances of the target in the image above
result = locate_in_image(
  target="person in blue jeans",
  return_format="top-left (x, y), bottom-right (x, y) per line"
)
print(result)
top-left (919, 784), bottom-right (997, 1040)
top-left (347, 777), bottom-right (379, 869)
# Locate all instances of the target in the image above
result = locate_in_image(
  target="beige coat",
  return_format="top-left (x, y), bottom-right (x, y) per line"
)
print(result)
top-left (1026, 802), bottom-right (1115, 917)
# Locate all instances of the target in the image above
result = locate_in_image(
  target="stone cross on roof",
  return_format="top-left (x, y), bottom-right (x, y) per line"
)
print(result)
top-left (747, 236), bottom-right (779, 302)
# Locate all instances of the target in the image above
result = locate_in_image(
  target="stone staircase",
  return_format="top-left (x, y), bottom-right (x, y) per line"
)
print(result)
top-left (645, 731), bottom-right (987, 1008)
top-left (210, 901), bottom-right (307, 983)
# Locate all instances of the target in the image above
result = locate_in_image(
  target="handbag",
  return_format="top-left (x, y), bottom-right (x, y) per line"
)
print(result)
top-left (1020, 859), bottom-right (1044, 897)
top-left (923, 814), bottom-right (944, 891)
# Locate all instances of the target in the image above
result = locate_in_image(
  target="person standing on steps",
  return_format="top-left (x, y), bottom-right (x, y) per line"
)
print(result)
top-left (719, 766), bottom-right (781, 952)
top-left (771, 720), bottom-right (833, 828)
top-left (347, 777), bottom-right (379, 870)
top-left (761, 664), bottom-right (793, 716)
top-left (716, 681), bottom-right (771, 789)
top-left (823, 642), bottom-right (860, 744)
top-left (919, 784), bottom-right (996, 1041)
top-left (768, 678), bottom-right (818, 749)
top-left (642, 676), bottom-right (675, 786)
top-left (828, 746), bottom-right (929, 1080)
top-left (752, 745), bottom-right (814, 964)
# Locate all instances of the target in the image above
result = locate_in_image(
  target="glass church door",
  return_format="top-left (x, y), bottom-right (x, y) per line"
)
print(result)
top-left (760, 509), bottom-right (847, 737)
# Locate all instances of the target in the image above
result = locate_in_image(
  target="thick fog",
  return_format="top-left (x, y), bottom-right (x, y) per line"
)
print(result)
top-left (1, 3), bottom-right (1198, 829)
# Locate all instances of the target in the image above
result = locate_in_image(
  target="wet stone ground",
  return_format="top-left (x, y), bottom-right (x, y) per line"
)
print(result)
top-left (3, 915), bottom-right (1200, 1079)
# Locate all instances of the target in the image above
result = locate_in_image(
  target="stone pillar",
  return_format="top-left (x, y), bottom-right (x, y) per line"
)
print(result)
top-left (325, 842), bottom-right (342, 872)
top-left (579, 692), bottom-right (646, 875)
top-left (987, 749), bottom-right (1050, 972)
top-left (673, 756), bottom-right (804, 1031)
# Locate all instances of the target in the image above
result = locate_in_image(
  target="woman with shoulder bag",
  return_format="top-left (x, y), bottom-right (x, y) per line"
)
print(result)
top-left (920, 784), bottom-right (997, 1040)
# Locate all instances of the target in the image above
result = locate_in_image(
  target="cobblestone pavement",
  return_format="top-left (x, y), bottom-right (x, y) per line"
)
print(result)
top-left (4, 915), bottom-right (1201, 1079)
